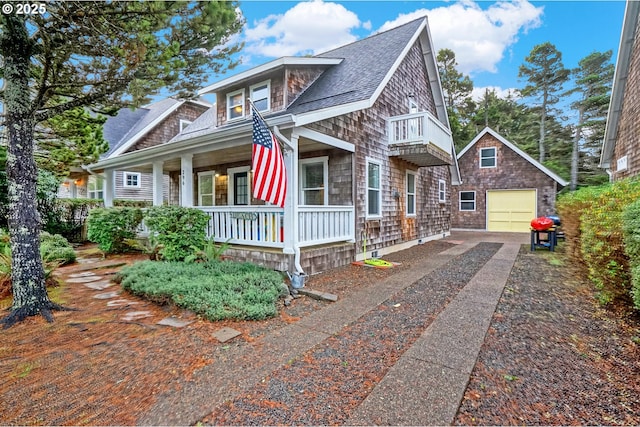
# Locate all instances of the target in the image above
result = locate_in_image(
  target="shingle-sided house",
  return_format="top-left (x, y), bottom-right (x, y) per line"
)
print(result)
top-left (88, 18), bottom-right (460, 275)
top-left (600, 0), bottom-right (640, 180)
top-left (452, 127), bottom-right (567, 232)
top-left (58, 97), bottom-right (211, 201)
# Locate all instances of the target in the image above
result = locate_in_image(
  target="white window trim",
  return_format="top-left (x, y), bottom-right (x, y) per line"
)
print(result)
top-left (406, 170), bottom-right (416, 217)
top-left (438, 179), bottom-right (446, 204)
top-left (409, 98), bottom-right (419, 114)
top-left (299, 156), bottom-right (329, 206)
top-left (197, 171), bottom-right (216, 207)
top-left (226, 88), bottom-right (245, 121)
top-left (123, 171), bottom-right (141, 189)
top-left (366, 157), bottom-right (383, 219)
top-left (250, 80), bottom-right (271, 113)
top-left (480, 147), bottom-right (497, 169)
top-left (179, 119), bottom-right (192, 133)
top-left (459, 190), bottom-right (476, 212)
top-left (228, 166), bottom-right (251, 206)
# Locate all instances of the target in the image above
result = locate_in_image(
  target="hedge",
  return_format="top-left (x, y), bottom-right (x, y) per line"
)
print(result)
top-left (623, 199), bottom-right (640, 309)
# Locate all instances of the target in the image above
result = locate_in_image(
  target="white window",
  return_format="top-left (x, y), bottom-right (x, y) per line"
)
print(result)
top-left (459, 191), bottom-right (476, 211)
top-left (366, 159), bottom-right (382, 218)
top-left (198, 171), bottom-right (215, 206)
top-left (88, 176), bottom-right (104, 199)
top-left (406, 171), bottom-right (416, 216)
top-left (480, 147), bottom-right (497, 168)
top-left (227, 88), bottom-right (245, 121)
top-left (179, 119), bottom-right (192, 133)
top-left (250, 80), bottom-right (270, 112)
top-left (438, 179), bottom-right (446, 203)
top-left (409, 98), bottom-right (419, 113)
top-left (299, 157), bottom-right (328, 205)
top-left (228, 166), bottom-right (251, 206)
top-left (123, 172), bottom-right (141, 188)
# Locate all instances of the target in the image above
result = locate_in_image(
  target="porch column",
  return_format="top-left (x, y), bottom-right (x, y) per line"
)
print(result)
top-left (152, 160), bottom-right (164, 206)
top-left (180, 153), bottom-right (193, 207)
top-left (282, 131), bottom-right (299, 255)
top-left (103, 169), bottom-right (114, 207)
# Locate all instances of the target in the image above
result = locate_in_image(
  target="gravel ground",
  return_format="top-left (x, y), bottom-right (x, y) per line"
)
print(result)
top-left (1, 239), bottom-right (639, 425)
top-left (454, 246), bottom-right (640, 426)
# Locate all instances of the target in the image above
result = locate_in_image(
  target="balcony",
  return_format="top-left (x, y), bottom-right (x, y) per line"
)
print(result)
top-left (388, 111), bottom-right (453, 167)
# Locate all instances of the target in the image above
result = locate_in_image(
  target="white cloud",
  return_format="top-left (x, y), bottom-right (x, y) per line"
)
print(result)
top-left (378, 0), bottom-right (543, 75)
top-left (471, 86), bottom-right (520, 101)
top-left (243, 0), bottom-right (364, 57)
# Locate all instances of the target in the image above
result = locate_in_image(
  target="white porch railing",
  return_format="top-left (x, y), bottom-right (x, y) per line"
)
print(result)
top-left (297, 205), bottom-right (355, 247)
top-left (388, 111), bottom-right (452, 154)
top-left (197, 205), bottom-right (355, 249)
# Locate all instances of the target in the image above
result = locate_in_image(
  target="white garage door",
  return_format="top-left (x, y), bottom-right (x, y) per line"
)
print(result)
top-left (487, 190), bottom-right (536, 232)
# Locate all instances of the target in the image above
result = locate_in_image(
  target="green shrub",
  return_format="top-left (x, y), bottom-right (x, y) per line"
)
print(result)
top-left (40, 232), bottom-right (76, 265)
top-left (576, 178), bottom-right (640, 305)
top-left (113, 199), bottom-right (152, 208)
top-left (87, 207), bottom-right (143, 253)
top-left (143, 206), bottom-right (209, 262)
top-left (117, 260), bottom-right (287, 321)
top-left (623, 199), bottom-right (640, 309)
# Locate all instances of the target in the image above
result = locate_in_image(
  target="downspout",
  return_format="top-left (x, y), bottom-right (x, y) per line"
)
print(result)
top-left (273, 125), bottom-right (304, 276)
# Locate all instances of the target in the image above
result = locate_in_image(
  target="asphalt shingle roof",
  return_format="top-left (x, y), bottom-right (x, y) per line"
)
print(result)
top-left (286, 18), bottom-right (424, 115)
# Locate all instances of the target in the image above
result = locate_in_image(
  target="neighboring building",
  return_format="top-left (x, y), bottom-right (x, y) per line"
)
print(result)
top-left (452, 128), bottom-right (567, 232)
top-left (600, 0), bottom-right (640, 180)
top-left (89, 18), bottom-right (460, 274)
top-left (58, 97), bottom-right (211, 201)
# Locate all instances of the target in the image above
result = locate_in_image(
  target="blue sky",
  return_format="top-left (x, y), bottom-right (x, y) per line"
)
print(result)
top-left (206, 0), bottom-right (626, 103)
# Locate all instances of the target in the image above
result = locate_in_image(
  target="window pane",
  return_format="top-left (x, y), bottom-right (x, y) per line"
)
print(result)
top-left (460, 192), bottom-right (475, 201)
top-left (229, 93), bottom-right (243, 119)
top-left (407, 194), bottom-right (415, 215)
top-left (460, 201), bottom-right (475, 211)
top-left (368, 163), bottom-right (380, 188)
top-left (304, 189), bottom-right (324, 205)
top-left (234, 172), bottom-right (248, 205)
top-left (368, 189), bottom-right (379, 215)
top-left (252, 84), bottom-right (269, 111)
top-left (201, 195), bottom-right (213, 206)
top-left (407, 173), bottom-right (415, 193)
top-left (303, 163), bottom-right (324, 188)
top-left (199, 174), bottom-right (212, 190)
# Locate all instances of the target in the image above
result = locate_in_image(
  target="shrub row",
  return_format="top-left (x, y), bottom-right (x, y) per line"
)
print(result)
top-left (622, 199), bottom-right (640, 308)
top-left (556, 178), bottom-right (640, 306)
top-left (116, 260), bottom-right (287, 321)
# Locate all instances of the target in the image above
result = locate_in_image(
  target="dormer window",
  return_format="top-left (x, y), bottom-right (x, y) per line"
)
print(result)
top-left (179, 119), bottom-right (192, 132)
top-left (250, 80), bottom-right (270, 112)
top-left (227, 89), bottom-right (245, 120)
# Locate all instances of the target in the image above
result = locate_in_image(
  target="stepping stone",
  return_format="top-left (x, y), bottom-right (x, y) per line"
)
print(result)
top-left (122, 311), bottom-right (153, 321)
top-left (83, 281), bottom-right (114, 290)
top-left (157, 317), bottom-right (194, 328)
top-left (77, 259), bottom-right (97, 264)
top-left (106, 299), bottom-right (139, 307)
top-left (93, 291), bottom-right (121, 300)
top-left (297, 288), bottom-right (338, 302)
top-left (68, 272), bottom-right (97, 278)
top-left (212, 327), bottom-right (242, 343)
top-left (67, 275), bottom-right (104, 284)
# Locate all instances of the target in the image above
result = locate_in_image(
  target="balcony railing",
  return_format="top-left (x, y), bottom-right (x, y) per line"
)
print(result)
top-left (297, 206), bottom-right (355, 247)
top-left (388, 111), bottom-right (453, 165)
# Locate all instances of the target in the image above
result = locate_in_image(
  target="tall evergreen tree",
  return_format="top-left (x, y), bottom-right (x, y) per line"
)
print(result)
top-left (566, 51), bottom-right (614, 190)
top-left (0, 1), bottom-right (243, 327)
top-left (518, 42), bottom-right (570, 163)
top-left (436, 48), bottom-right (476, 149)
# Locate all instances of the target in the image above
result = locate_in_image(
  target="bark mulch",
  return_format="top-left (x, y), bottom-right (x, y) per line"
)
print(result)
top-left (455, 245), bottom-right (640, 426)
top-left (0, 240), bottom-right (639, 426)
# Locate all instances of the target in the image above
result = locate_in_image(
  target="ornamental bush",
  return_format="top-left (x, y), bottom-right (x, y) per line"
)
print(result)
top-left (623, 199), bottom-right (640, 309)
top-left (87, 207), bottom-right (143, 253)
top-left (143, 206), bottom-right (209, 262)
top-left (116, 260), bottom-right (287, 321)
top-left (557, 178), bottom-right (640, 305)
top-left (40, 231), bottom-right (76, 265)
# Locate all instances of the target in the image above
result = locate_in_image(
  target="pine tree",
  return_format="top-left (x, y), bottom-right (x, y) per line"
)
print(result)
top-left (0, 1), bottom-right (243, 327)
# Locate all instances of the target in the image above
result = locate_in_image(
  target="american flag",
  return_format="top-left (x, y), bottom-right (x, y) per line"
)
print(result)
top-left (252, 109), bottom-right (287, 207)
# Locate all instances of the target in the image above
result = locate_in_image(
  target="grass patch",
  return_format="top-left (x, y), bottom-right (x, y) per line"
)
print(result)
top-left (116, 260), bottom-right (288, 321)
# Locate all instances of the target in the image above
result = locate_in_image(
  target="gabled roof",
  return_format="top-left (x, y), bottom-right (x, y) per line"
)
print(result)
top-left (289, 17), bottom-right (449, 127)
top-left (459, 127), bottom-right (568, 187)
top-left (105, 97), bottom-right (211, 158)
top-left (600, 0), bottom-right (640, 169)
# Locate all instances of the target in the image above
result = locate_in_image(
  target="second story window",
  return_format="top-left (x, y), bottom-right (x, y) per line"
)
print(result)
top-left (480, 147), bottom-right (497, 168)
top-left (251, 81), bottom-right (270, 112)
top-left (227, 89), bottom-right (245, 120)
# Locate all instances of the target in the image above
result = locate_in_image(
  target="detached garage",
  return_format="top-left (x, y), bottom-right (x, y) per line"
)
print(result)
top-left (452, 127), bottom-right (568, 232)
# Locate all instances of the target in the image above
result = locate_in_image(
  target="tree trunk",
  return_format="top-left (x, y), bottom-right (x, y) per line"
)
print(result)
top-left (1, 15), bottom-right (60, 327)
top-left (539, 92), bottom-right (548, 164)
top-left (570, 108), bottom-right (584, 191)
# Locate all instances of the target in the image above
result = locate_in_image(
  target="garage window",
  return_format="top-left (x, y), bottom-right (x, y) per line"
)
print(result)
top-left (459, 191), bottom-right (476, 211)
top-left (480, 147), bottom-right (496, 168)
